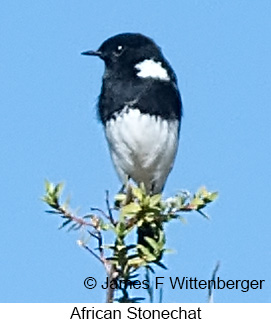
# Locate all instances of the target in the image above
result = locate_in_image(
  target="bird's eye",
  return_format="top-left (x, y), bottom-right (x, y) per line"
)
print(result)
top-left (114, 45), bottom-right (124, 56)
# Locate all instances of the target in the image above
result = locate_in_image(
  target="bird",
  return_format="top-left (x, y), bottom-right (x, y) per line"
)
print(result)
top-left (82, 33), bottom-right (182, 195)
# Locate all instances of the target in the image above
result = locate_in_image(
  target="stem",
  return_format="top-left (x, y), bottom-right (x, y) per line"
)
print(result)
top-left (106, 264), bottom-right (117, 303)
top-left (106, 190), bottom-right (116, 225)
top-left (82, 244), bottom-right (105, 266)
top-left (208, 261), bottom-right (220, 303)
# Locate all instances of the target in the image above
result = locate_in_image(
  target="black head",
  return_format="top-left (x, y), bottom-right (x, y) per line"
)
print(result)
top-left (82, 33), bottom-right (167, 76)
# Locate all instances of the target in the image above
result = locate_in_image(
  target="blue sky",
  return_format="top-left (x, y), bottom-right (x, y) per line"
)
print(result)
top-left (1, 1), bottom-right (270, 303)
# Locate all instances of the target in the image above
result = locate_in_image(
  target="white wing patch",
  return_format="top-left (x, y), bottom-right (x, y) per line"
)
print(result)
top-left (135, 59), bottom-right (170, 81)
top-left (105, 108), bottom-right (179, 193)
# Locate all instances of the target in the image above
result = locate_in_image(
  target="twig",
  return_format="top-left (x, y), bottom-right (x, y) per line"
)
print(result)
top-left (208, 261), bottom-right (220, 303)
top-left (96, 231), bottom-right (104, 258)
top-left (58, 206), bottom-right (96, 228)
top-left (90, 207), bottom-right (111, 223)
top-left (106, 190), bottom-right (116, 225)
top-left (159, 287), bottom-right (163, 303)
top-left (81, 243), bottom-right (105, 266)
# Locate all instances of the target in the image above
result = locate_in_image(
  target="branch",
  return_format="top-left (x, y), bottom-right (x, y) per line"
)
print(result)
top-left (79, 241), bottom-right (105, 266)
top-left (42, 180), bottom-right (218, 303)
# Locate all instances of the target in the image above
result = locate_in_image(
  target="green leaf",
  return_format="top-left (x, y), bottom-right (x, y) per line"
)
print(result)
top-left (197, 186), bottom-right (208, 197)
top-left (100, 223), bottom-right (110, 231)
top-left (197, 209), bottom-right (210, 220)
top-left (142, 195), bottom-right (150, 208)
top-left (190, 197), bottom-right (205, 208)
top-left (44, 179), bottom-right (52, 193)
top-left (58, 218), bottom-right (72, 229)
top-left (206, 192), bottom-right (219, 202)
top-left (67, 223), bottom-right (81, 232)
top-left (115, 222), bottom-right (127, 235)
top-left (163, 248), bottom-right (175, 254)
top-left (157, 231), bottom-right (166, 249)
top-left (41, 196), bottom-right (50, 204)
top-left (54, 182), bottom-right (64, 198)
top-left (137, 244), bottom-right (157, 262)
top-left (127, 257), bottom-right (146, 267)
top-left (144, 237), bottom-right (159, 251)
top-left (132, 187), bottom-right (143, 201)
top-left (108, 225), bottom-right (118, 234)
top-left (121, 202), bottom-right (142, 215)
top-left (149, 194), bottom-right (162, 207)
top-left (127, 253), bottom-right (140, 260)
top-left (45, 210), bottom-right (60, 214)
top-left (146, 265), bottom-right (155, 274)
top-left (44, 198), bottom-right (58, 209)
top-left (139, 182), bottom-right (146, 195)
top-left (115, 193), bottom-right (126, 202)
top-left (155, 261), bottom-right (167, 270)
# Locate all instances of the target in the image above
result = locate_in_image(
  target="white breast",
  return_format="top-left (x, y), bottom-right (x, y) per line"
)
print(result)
top-left (105, 108), bottom-right (179, 193)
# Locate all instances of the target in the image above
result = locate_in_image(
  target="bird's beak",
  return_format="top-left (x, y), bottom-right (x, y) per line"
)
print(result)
top-left (81, 50), bottom-right (102, 57)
